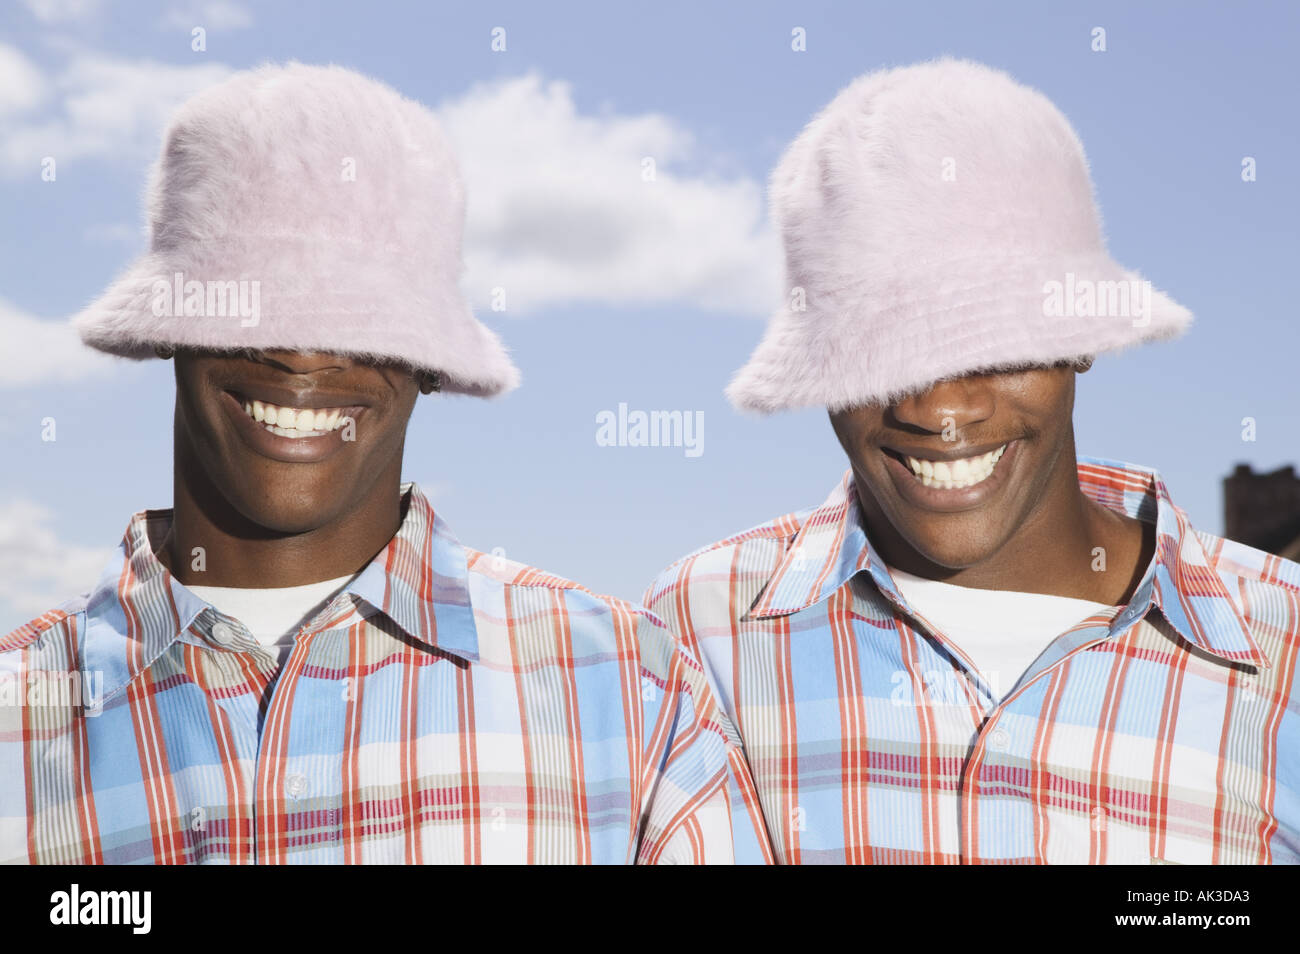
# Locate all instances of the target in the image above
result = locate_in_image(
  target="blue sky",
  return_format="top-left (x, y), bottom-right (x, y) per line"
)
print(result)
top-left (2, 0), bottom-right (1298, 630)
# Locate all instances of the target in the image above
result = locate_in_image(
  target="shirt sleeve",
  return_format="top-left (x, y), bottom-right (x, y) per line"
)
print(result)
top-left (631, 636), bottom-right (731, 864)
top-left (632, 622), bottom-right (774, 864)
top-left (640, 574), bottom-right (776, 865)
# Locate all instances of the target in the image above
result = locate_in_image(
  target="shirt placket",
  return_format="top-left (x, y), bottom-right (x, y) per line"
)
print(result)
top-left (183, 610), bottom-right (280, 864)
top-left (887, 616), bottom-right (992, 863)
top-left (249, 598), bottom-right (363, 864)
top-left (882, 589), bottom-right (1134, 864)
top-left (194, 608), bottom-right (338, 864)
top-left (956, 609), bottom-right (1138, 864)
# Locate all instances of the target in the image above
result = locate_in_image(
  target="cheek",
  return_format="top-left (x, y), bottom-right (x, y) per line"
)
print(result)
top-left (1028, 390), bottom-right (1074, 450)
top-left (175, 375), bottom-right (219, 438)
top-left (360, 386), bottom-right (418, 449)
top-left (830, 411), bottom-right (879, 453)
top-left (1022, 372), bottom-right (1075, 415)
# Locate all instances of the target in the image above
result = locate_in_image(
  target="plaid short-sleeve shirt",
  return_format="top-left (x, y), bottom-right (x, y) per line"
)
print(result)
top-left (645, 458), bottom-right (1300, 864)
top-left (2, 484), bottom-right (734, 864)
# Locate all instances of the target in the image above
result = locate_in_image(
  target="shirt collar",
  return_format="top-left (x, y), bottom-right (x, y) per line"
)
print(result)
top-left (746, 457), bottom-right (1268, 670)
top-left (83, 482), bottom-right (479, 704)
top-left (347, 483), bottom-right (479, 663)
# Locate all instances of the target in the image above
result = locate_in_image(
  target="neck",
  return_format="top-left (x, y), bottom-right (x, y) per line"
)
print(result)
top-left (867, 445), bottom-right (1153, 605)
top-left (161, 454), bottom-right (406, 589)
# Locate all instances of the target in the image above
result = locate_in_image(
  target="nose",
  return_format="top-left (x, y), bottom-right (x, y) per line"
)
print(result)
top-left (252, 350), bottom-right (351, 376)
top-left (890, 375), bottom-right (996, 435)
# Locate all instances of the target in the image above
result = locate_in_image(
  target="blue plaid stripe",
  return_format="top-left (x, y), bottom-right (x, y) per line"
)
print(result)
top-left (646, 457), bottom-right (1300, 864)
top-left (2, 484), bottom-right (736, 864)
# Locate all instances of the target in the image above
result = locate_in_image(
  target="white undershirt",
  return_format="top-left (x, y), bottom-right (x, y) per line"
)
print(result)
top-left (886, 566), bottom-right (1114, 701)
top-left (188, 575), bottom-right (355, 659)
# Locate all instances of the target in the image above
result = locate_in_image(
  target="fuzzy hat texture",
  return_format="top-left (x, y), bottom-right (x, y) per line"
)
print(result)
top-left (74, 61), bottom-right (520, 397)
top-left (727, 57), bottom-right (1192, 413)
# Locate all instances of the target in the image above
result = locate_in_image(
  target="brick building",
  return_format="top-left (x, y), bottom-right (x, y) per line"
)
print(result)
top-left (1223, 463), bottom-right (1300, 561)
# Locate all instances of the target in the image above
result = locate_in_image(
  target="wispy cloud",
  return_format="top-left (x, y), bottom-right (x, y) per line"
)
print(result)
top-left (160, 1), bottom-right (253, 31)
top-left (82, 222), bottom-right (141, 243)
top-left (0, 498), bottom-right (109, 626)
top-left (0, 299), bottom-right (118, 388)
top-left (0, 45), bottom-right (232, 178)
top-left (20, 0), bottom-right (103, 23)
top-left (441, 75), bottom-right (780, 317)
top-left (0, 43), bottom-right (47, 114)
top-left (3, 54), bottom-right (777, 321)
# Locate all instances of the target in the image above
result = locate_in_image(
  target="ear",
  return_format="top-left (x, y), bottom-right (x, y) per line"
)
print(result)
top-left (1073, 356), bottom-right (1094, 374)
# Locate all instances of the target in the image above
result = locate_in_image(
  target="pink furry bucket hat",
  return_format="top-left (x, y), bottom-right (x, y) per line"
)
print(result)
top-left (74, 62), bottom-right (519, 397)
top-left (728, 58), bottom-right (1192, 413)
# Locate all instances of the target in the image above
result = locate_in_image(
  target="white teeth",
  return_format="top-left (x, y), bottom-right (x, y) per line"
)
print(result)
top-left (238, 398), bottom-right (352, 439)
top-left (267, 425), bottom-right (314, 438)
top-left (900, 444), bottom-right (1007, 490)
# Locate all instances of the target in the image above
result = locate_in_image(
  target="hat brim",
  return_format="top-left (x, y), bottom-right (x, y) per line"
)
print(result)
top-left (73, 252), bottom-right (521, 398)
top-left (726, 250), bottom-right (1192, 413)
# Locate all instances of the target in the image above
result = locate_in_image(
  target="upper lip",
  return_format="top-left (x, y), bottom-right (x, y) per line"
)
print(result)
top-left (223, 382), bottom-right (372, 410)
top-left (882, 439), bottom-right (1013, 462)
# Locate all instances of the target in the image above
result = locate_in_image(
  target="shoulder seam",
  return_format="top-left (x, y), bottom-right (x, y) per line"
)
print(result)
top-left (466, 553), bottom-right (667, 625)
top-left (1, 607), bottom-right (77, 653)
top-left (650, 509), bottom-right (809, 581)
top-left (1199, 530), bottom-right (1300, 593)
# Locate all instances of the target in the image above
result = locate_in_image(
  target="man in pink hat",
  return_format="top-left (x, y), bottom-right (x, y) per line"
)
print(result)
top-left (646, 58), bottom-right (1300, 864)
top-left (1, 63), bottom-right (737, 864)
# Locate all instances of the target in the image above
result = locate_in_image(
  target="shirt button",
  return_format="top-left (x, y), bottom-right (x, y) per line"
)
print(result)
top-left (211, 622), bottom-right (236, 645)
top-left (285, 774), bottom-right (307, 799)
top-left (989, 728), bottom-right (1012, 751)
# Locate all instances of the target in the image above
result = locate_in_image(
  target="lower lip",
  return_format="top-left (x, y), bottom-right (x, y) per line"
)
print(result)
top-left (881, 440), bottom-right (1021, 513)
top-left (220, 390), bottom-right (366, 464)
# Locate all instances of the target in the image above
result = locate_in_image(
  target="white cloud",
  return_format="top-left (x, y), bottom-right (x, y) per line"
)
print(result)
top-left (161, 1), bottom-right (253, 30)
top-left (439, 75), bottom-right (780, 317)
top-left (82, 222), bottom-right (141, 243)
top-left (0, 51), bottom-right (232, 178)
top-left (0, 43), bottom-right (48, 115)
top-left (0, 299), bottom-right (118, 389)
top-left (20, 0), bottom-right (102, 23)
top-left (0, 499), bottom-right (109, 624)
top-left (2, 61), bottom-right (778, 319)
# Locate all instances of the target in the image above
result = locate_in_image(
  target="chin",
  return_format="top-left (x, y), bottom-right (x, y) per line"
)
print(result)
top-left (890, 513), bottom-right (1012, 572)
top-left (903, 542), bottom-right (995, 572)
top-left (221, 479), bottom-right (348, 536)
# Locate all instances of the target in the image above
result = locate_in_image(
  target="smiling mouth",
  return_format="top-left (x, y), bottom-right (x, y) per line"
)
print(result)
top-left (235, 396), bottom-right (355, 439)
top-left (889, 444), bottom-right (1008, 490)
